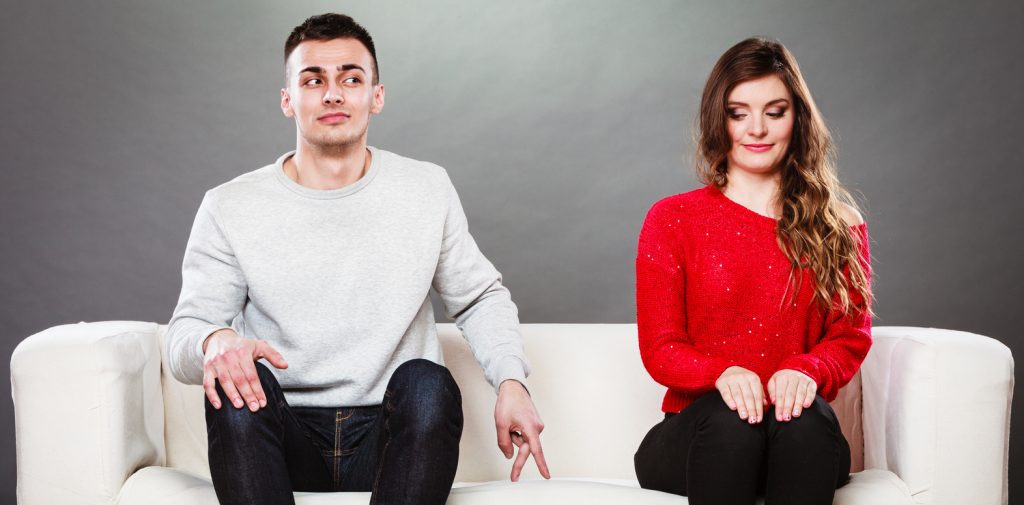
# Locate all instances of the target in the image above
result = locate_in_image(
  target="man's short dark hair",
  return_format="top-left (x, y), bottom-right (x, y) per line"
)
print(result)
top-left (285, 13), bottom-right (379, 84)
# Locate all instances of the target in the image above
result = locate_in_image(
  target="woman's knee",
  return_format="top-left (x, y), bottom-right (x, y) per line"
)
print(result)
top-left (690, 393), bottom-right (764, 447)
top-left (768, 395), bottom-right (841, 442)
top-left (791, 395), bottom-right (839, 427)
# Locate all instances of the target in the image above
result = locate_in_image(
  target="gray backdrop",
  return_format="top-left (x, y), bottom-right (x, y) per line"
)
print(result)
top-left (2, 0), bottom-right (1021, 503)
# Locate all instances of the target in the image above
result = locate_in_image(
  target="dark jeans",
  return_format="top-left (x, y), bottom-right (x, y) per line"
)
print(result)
top-left (634, 392), bottom-right (850, 505)
top-left (206, 359), bottom-right (464, 505)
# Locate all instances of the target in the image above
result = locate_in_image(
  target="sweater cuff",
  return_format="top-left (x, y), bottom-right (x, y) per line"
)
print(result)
top-left (490, 355), bottom-right (529, 394)
top-left (193, 324), bottom-right (231, 358)
top-left (703, 356), bottom-right (739, 389)
top-left (776, 354), bottom-right (821, 386)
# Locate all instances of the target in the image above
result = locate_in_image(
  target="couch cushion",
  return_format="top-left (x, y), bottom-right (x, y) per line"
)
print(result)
top-left (159, 328), bottom-right (211, 479)
top-left (158, 324), bottom-right (864, 482)
top-left (117, 467), bottom-right (912, 505)
top-left (442, 324), bottom-right (863, 481)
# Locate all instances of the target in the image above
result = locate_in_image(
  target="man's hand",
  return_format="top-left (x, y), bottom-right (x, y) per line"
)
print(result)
top-left (767, 369), bottom-right (816, 422)
top-left (494, 380), bottom-right (550, 481)
top-left (203, 329), bottom-right (288, 412)
top-left (715, 365), bottom-right (766, 424)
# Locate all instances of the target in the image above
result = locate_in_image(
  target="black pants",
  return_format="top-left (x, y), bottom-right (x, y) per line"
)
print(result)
top-left (635, 392), bottom-right (850, 505)
top-left (205, 359), bottom-right (464, 505)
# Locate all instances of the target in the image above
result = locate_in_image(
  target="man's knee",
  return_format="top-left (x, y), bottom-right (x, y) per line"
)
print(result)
top-left (205, 362), bottom-right (283, 419)
top-left (386, 359), bottom-right (463, 435)
top-left (390, 359), bottom-right (459, 399)
top-left (253, 360), bottom-right (286, 391)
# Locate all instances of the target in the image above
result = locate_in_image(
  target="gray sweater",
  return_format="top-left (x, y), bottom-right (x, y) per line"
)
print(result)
top-left (166, 147), bottom-right (528, 407)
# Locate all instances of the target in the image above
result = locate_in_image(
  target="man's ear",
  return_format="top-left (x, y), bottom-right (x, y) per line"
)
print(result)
top-left (280, 88), bottom-right (294, 118)
top-left (370, 83), bottom-right (385, 115)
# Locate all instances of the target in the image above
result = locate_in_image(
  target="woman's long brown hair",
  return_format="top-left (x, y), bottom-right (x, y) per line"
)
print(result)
top-left (696, 37), bottom-right (872, 316)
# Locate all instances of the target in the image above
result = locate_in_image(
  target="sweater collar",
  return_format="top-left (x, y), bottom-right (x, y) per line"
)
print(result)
top-left (272, 146), bottom-right (382, 200)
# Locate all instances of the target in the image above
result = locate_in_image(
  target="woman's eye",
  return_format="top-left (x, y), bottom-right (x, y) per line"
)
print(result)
top-left (767, 110), bottom-right (787, 118)
top-left (728, 110), bottom-right (747, 120)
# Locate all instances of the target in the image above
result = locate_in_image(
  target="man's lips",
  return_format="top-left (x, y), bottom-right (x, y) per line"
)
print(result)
top-left (743, 143), bottom-right (773, 153)
top-left (318, 112), bottom-right (350, 124)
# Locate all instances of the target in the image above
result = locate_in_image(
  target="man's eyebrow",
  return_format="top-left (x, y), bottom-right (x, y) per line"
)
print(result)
top-left (298, 64), bottom-right (365, 74)
top-left (727, 98), bottom-right (791, 107)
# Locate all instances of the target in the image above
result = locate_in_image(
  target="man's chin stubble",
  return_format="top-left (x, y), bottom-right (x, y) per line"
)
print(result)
top-left (305, 129), bottom-right (368, 154)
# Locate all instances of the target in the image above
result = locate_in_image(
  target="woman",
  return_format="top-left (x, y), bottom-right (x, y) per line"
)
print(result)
top-left (633, 37), bottom-right (872, 505)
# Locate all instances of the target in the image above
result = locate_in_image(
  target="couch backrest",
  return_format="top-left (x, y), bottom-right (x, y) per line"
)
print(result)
top-left (159, 324), bottom-right (863, 482)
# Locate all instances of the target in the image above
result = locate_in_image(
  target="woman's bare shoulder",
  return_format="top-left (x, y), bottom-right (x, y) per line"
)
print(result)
top-left (837, 202), bottom-right (865, 226)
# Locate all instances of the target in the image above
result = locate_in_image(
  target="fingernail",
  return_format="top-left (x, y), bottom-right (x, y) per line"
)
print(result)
top-left (249, 402), bottom-right (259, 411)
top-left (260, 399), bottom-right (267, 408)
top-left (739, 410), bottom-right (747, 418)
top-left (785, 415), bottom-right (791, 421)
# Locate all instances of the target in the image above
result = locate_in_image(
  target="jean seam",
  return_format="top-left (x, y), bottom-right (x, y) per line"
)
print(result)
top-left (334, 410), bottom-right (342, 488)
top-left (369, 390), bottom-right (393, 505)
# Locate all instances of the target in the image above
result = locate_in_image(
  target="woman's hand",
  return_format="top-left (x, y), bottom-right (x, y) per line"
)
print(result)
top-left (715, 366), bottom-right (765, 424)
top-left (767, 369), bottom-right (817, 421)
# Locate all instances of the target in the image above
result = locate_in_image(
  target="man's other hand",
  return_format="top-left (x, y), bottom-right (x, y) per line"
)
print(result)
top-left (494, 379), bottom-right (550, 481)
top-left (202, 329), bottom-right (288, 412)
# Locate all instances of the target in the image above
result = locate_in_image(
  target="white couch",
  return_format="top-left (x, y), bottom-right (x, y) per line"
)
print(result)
top-left (11, 322), bottom-right (1013, 504)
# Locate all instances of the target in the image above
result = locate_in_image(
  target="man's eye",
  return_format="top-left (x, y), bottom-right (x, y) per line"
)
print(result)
top-left (304, 78), bottom-right (323, 86)
top-left (343, 77), bottom-right (361, 84)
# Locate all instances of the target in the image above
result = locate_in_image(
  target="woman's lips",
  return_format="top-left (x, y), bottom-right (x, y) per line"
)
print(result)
top-left (743, 144), bottom-right (773, 153)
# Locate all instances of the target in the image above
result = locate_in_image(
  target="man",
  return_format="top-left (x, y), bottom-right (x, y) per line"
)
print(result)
top-left (166, 13), bottom-right (549, 505)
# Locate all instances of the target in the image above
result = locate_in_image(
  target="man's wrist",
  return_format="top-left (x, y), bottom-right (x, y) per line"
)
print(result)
top-left (202, 328), bottom-right (232, 354)
top-left (499, 379), bottom-right (529, 396)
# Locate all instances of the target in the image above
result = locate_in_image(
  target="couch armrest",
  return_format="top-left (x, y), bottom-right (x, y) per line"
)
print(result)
top-left (11, 321), bottom-right (166, 505)
top-left (861, 326), bottom-right (1013, 505)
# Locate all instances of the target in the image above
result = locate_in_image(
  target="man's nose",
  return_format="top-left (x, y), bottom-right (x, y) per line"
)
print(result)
top-left (323, 84), bottom-right (344, 105)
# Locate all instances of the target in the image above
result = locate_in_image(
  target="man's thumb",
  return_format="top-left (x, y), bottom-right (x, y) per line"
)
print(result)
top-left (256, 342), bottom-right (289, 369)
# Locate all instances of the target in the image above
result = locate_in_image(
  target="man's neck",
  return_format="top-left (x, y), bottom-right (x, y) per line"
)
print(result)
top-left (723, 168), bottom-right (782, 218)
top-left (285, 139), bottom-right (371, 190)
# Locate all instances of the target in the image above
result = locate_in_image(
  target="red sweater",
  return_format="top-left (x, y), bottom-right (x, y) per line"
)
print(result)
top-left (636, 186), bottom-right (871, 413)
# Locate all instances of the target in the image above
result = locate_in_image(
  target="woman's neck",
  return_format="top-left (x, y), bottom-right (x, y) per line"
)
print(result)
top-left (722, 169), bottom-right (782, 219)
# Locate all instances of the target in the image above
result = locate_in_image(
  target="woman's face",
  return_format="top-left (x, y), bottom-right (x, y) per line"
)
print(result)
top-left (725, 75), bottom-right (795, 177)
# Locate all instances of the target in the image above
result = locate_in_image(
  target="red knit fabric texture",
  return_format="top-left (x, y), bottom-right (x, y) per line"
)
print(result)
top-left (636, 186), bottom-right (871, 413)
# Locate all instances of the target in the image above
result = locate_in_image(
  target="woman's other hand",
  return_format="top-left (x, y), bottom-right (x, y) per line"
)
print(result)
top-left (715, 366), bottom-right (765, 424)
top-left (767, 369), bottom-right (817, 421)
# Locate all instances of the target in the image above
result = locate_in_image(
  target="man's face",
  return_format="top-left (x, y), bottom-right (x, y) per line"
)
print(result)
top-left (280, 38), bottom-right (384, 149)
